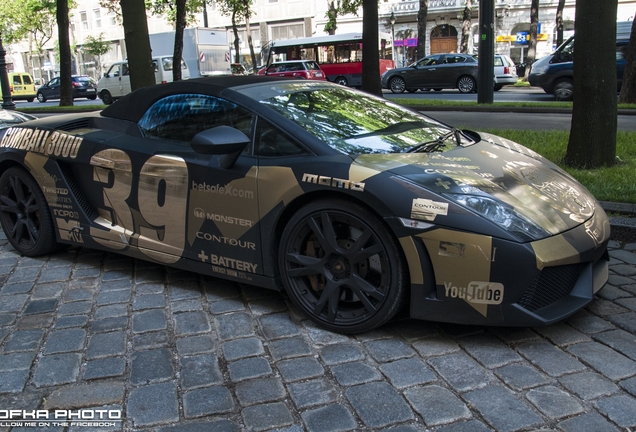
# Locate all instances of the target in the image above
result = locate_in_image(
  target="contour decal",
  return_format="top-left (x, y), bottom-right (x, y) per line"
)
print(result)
top-left (411, 198), bottom-right (448, 221)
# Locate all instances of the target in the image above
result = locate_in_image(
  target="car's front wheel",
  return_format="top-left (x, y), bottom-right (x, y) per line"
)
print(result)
top-left (0, 167), bottom-right (58, 256)
top-left (553, 79), bottom-right (574, 101)
top-left (389, 77), bottom-right (406, 94)
top-left (36, 92), bottom-right (46, 103)
top-left (335, 76), bottom-right (349, 86)
top-left (99, 90), bottom-right (113, 105)
top-left (279, 198), bottom-right (408, 333)
top-left (457, 76), bottom-right (476, 93)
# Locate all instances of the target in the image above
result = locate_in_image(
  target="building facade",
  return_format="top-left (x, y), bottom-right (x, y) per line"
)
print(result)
top-left (6, 0), bottom-right (636, 82)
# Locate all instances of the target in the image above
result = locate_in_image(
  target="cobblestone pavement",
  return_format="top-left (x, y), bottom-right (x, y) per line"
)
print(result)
top-left (1, 229), bottom-right (636, 432)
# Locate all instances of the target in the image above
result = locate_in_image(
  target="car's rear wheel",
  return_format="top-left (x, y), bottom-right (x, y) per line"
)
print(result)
top-left (87, 95), bottom-right (97, 100)
top-left (554, 79), bottom-right (574, 101)
top-left (279, 199), bottom-right (408, 333)
top-left (494, 84), bottom-right (503, 91)
top-left (100, 90), bottom-right (113, 105)
top-left (457, 76), bottom-right (476, 93)
top-left (407, 88), bottom-right (418, 93)
top-left (26, 98), bottom-right (34, 102)
top-left (389, 77), bottom-right (406, 94)
top-left (36, 92), bottom-right (46, 103)
top-left (0, 167), bottom-right (58, 256)
top-left (335, 76), bottom-right (348, 86)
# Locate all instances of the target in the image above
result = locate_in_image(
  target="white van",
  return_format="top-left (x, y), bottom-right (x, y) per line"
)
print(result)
top-left (97, 55), bottom-right (191, 104)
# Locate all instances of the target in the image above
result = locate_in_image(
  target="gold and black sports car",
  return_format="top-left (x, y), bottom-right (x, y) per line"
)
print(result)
top-left (0, 76), bottom-right (610, 333)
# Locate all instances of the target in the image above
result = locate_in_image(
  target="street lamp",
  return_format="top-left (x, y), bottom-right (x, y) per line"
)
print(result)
top-left (390, 12), bottom-right (396, 66)
top-left (0, 36), bottom-right (16, 110)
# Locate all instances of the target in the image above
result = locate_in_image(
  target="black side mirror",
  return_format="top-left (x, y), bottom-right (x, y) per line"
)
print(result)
top-left (191, 125), bottom-right (250, 169)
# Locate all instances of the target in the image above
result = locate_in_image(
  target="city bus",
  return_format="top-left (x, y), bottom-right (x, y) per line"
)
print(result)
top-left (261, 33), bottom-right (394, 87)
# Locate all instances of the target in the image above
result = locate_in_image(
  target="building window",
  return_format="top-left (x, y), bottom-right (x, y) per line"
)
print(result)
top-left (268, 0), bottom-right (278, 3)
top-left (94, 9), bottom-right (102, 28)
top-left (80, 11), bottom-right (88, 30)
top-left (270, 24), bottom-right (304, 41)
top-left (108, 11), bottom-right (117, 26)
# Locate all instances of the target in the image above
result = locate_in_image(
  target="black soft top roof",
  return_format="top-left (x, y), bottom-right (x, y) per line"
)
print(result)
top-left (100, 75), bottom-right (287, 123)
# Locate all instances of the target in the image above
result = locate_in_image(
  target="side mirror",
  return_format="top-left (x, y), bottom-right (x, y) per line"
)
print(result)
top-left (191, 125), bottom-right (250, 169)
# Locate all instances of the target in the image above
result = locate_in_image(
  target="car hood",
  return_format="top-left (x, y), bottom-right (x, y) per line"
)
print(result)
top-left (353, 131), bottom-right (597, 236)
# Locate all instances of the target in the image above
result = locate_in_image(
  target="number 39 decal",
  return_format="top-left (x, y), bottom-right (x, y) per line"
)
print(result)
top-left (89, 149), bottom-right (189, 264)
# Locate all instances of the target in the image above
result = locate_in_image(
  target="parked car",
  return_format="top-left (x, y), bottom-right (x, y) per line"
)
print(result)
top-left (259, 60), bottom-right (327, 81)
top-left (0, 76), bottom-right (609, 333)
top-left (36, 75), bottom-right (98, 102)
top-left (528, 21), bottom-right (631, 101)
top-left (0, 72), bottom-right (37, 102)
top-left (381, 53), bottom-right (479, 94)
top-left (97, 56), bottom-right (191, 104)
top-left (0, 109), bottom-right (37, 130)
top-left (494, 54), bottom-right (518, 90)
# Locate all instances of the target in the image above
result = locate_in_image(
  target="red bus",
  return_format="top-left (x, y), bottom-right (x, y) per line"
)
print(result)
top-left (261, 33), bottom-right (394, 87)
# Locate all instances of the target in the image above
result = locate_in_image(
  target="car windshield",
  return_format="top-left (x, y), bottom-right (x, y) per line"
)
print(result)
top-left (241, 82), bottom-right (474, 155)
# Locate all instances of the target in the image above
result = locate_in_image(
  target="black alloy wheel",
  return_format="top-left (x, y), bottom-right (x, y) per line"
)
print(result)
top-left (0, 167), bottom-right (58, 256)
top-left (279, 199), bottom-right (408, 333)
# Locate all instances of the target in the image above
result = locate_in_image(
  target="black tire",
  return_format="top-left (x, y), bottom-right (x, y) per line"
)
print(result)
top-left (279, 198), bottom-right (408, 333)
top-left (494, 84), bottom-right (503, 91)
top-left (434, 88), bottom-right (442, 92)
top-left (553, 79), bottom-right (574, 101)
top-left (100, 90), bottom-right (113, 105)
top-left (407, 88), bottom-right (418, 93)
top-left (389, 76), bottom-right (406, 94)
top-left (36, 92), bottom-right (46, 103)
top-left (0, 167), bottom-right (59, 256)
top-left (87, 95), bottom-right (97, 100)
top-left (335, 76), bottom-right (348, 86)
top-left (26, 98), bottom-right (34, 103)
top-left (457, 76), bottom-right (476, 93)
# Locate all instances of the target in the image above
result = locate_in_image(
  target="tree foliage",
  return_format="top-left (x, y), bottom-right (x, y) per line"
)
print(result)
top-left (555, 0), bottom-right (565, 47)
top-left (459, 0), bottom-right (472, 54)
top-left (565, 0), bottom-right (618, 168)
top-left (57, 0), bottom-right (73, 106)
top-left (119, 0), bottom-right (155, 90)
top-left (217, 0), bottom-right (257, 71)
top-left (416, 0), bottom-right (428, 59)
top-left (361, 0), bottom-right (381, 96)
top-left (618, 17), bottom-right (636, 104)
top-left (524, 0), bottom-right (539, 79)
top-left (324, 0), bottom-right (361, 35)
top-left (83, 33), bottom-right (110, 75)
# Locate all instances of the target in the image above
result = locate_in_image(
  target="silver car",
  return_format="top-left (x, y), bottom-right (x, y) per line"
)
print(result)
top-left (494, 54), bottom-right (518, 91)
top-left (381, 53), bottom-right (479, 94)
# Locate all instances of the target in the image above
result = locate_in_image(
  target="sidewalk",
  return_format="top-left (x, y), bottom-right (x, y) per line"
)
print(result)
top-left (0, 218), bottom-right (635, 431)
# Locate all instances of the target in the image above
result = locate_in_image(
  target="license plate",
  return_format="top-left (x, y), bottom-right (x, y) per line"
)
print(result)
top-left (86, 89), bottom-right (96, 92)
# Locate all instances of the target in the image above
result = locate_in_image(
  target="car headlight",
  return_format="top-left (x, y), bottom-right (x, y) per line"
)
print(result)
top-left (530, 63), bottom-right (548, 74)
top-left (446, 193), bottom-right (549, 242)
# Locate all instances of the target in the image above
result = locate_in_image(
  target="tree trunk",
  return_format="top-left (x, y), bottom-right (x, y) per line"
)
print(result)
top-left (361, 0), bottom-right (381, 96)
top-left (119, 0), bottom-right (155, 91)
top-left (416, 0), bottom-right (428, 60)
top-left (618, 16), bottom-right (636, 104)
top-left (524, 0), bottom-right (539, 79)
top-left (242, 0), bottom-right (258, 73)
top-left (565, 0), bottom-right (618, 168)
top-left (232, 11), bottom-right (240, 64)
top-left (57, 0), bottom-right (73, 106)
top-left (555, 0), bottom-right (565, 47)
top-left (460, 0), bottom-right (472, 54)
top-left (172, 0), bottom-right (187, 82)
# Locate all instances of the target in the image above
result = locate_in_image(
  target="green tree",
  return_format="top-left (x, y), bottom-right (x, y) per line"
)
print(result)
top-left (324, 0), bottom-right (360, 35)
top-left (618, 16), bottom-right (636, 104)
top-left (565, 0), bottom-right (618, 168)
top-left (57, 0), bottom-right (73, 106)
top-left (555, 0), bottom-right (565, 47)
top-left (83, 33), bottom-right (110, 76)
top-left (459, 0), bottom-right (472, 54)
top-left (217, 0), bottom-right (257, 72)
top-left (149, 0), bottom-right (205, 81)
top-left (361, 0), bottom-right (381, 96)
top-left (416, 0), bottom-right (428, 59)
top-left (119, 0), bottom-right (155, 90)
top-left (524, 0), bottom-right (539, 79)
